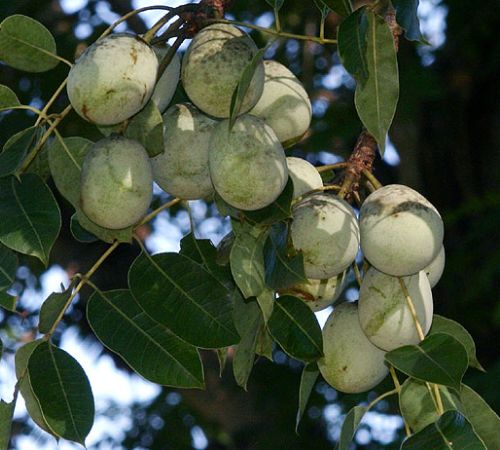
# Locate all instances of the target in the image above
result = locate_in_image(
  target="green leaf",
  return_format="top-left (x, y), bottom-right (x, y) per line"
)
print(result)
top-left (0, 15), bottom-right (59, 72)
top-left (429, 315), bottom-right (484, 371)
top-left (230, 221), bottom-right (267, 298)
top-left (255, 322), bottom-right (274, 360)
top-left (393, 0), bottom-right (426, 42)
top-left (401, 410), bottom-right (486, 450)
top-left (216, 348), bottom-right (228, 377)
top-left (338, 7), bottom-right (368, 82)
top-left (0, 399), bottom-right (15, 450)
top-left (296, 363), bottom-right (319, 432)
top-left (28, 341), bottom-right (94, 445)
top-left (315, 0), bottom-right (352, 17)
top-left (229, 47), bottom-right (266, 129)
top-left (125, 100), bottom-right (164, 157)
top-left (75, 208), bottom-right (133, 244)
top-left (263, 222), bottom-right (306, 290)
top-left (38, 284), bottom-right (73, 334)
top-left (69, 214), bottom-right (98, 243)
top-left (385, 333), bottom-right (468, 391)
top-left (87, 289), bottom-right (204, 388)
top-left (460, 384), bottom-right (500, 450)
top-left (0, 292), bottom-right (16, 311)
top-left (0, 244), bottom-right (17, 292)
top-left (0, 84), bottom-right (20, 110)
top-left (354, 10), bottom-right (399, 153)
top-left (399, 378), bottom-right (464, 432)
top-left (0, 126), bottom-right (42, 178)
top-left (336, 406), bottom-right (368, 450)
top-left (47, 135), bottom-right (93, 207)
top-left (0, 174), bottom-right (61, 266)
top-left (313, 0), bottom-right (330, 18)
top-left (265, 0), bottom-right (285, 10)
top-left (268, 295), bottom-right (323, 362)
top-left (128, 251), bottom-right (239, 348)
top-left (257, 288), bottom-right (275, 322)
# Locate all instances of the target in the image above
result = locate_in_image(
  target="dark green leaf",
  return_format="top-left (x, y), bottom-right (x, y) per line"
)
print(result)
top-left (125, 100), bottom-right (164, 157)
top-left (257, 288), bottom-right (275, 322)
top-left (0, 15), bottom-right (59, 72)
top-left (0, 84), bottom-right (20, 110)
top-left (336, 406), bottom-right (368, 450)
top-left (393, 0), bottom-right (425, 42)
top-left (268, 295), bottom-right (323, 362)
top-left (385, 333), bottom-right (468, 391)
top-left (87, 289), bottom-right (204, 388)
top-left (128, 251), bottom-right (239, 348)
top-left (0, 399), bottom-right (15, 450)
top-left (265, 0), bottom-right (285, 10)
top-left (296, 363), bottom-right (319, 432)
top-left (401, 410), bottom-right (486, 450)
top-left (429, 315), bottom-right (484, 371)
top-left (0, 244), bottom-right (17, 292)
top-left (255, 322), bottom-right (274, 360)
top-left (264, 222), bottom-right (306, 290)
top-left (0, 126), bottom-right (41, 178)
top-left (69, 214), bottom-right (98, 243)
top-left (460, 384), bottom-right (500, 450)
top-left (315, 0), bottom-right (352, 17)
top-left (338, 7), bottom-right (368, 81)
top-left (0, 174), bottom-right (61, 266)
top-left (214, 193), bottom-right (241, 219)
top-left (38, 284), bottom-right (73, 334)
top-left (354, 10), bottom-right (399, 153)
top-left (216, 348), bottom-right (228, 377)
top-left (0, 292), bottom-right (16, 311)
top-left (313, 0), bottom-right (330, 18)
top-left (28, 341), bottom-right (94, 445)
top-left (75, 208), bottom-right (133, 244)
top-left (229, 47), bottom-right (266, 129)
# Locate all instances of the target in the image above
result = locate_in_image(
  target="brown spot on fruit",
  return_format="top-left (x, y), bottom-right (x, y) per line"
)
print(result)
top-left (81, 104), bottom-right (93, 122)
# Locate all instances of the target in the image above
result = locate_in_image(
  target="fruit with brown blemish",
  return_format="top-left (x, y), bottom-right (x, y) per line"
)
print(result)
top-left (150, 44), bottom-right (181, 113)
top-left (80, 136), bottom-right (153, 229)
top-left (318, 302), bottom-right (389, 394)
top-left (286, 157), bottom-right (323, 199)
top-left (67, 33), bottom-right (158, 125)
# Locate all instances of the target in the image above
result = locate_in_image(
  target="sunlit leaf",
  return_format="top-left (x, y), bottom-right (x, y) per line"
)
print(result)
top-left (257, 288), bottom-right (275, 322)
top-left (296, 363), bottom-right (319, 432)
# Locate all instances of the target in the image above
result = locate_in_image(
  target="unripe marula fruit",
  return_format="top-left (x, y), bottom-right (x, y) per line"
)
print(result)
top-left (318, 302), bottom-right (389, 394)
top-left (290, 193), bottom-right (360, 279)
top-left (359, 184), bottom-right (444, 276)
top-left (250, 60), bottom-right (312, 146)
top-left (80, 136), bottom-right (153, 229)
top-left (150, 44), bottom-right (181, 113)
top-left (423, 245), bottom-right (445, 288)
top-left (209, 115), bottom-right (288, 210)
top-left (152, 103), bottom-right (216, 200)
top-left (67, 33), bottom-right (158, 125)
top-left (286, 157), bottom-right (322, 199)
top-left (358, 267), bottom-right (433, 351)
top-left (181, 24), bottom-right (264, 118)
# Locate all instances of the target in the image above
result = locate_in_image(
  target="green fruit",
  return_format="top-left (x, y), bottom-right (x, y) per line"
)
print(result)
top-left (152, 103), bottom-right (216, 200)
top-left (80, 136), bottom-right (153, 229)
top-left (423, 245), bottom-right (445, 288)
top-left (290, 193), bottom-right (360, 279)
top-left (181, 24), bottom-right (264, 118)
top-left (209, 115), bottom-right (288, 210)
top-left (151, 44), bottom-right (181, 113)
top-left (286, 157), bottom-right (322, 199)
top-left (358, 267), bottom-right (433, 351)
top-left (318, 302), bottom-right (389, 394)
top-left (250, 60), bottom-right (311, 145)
top-left (67, 34), bottom-right (158, 125)
top-left (359, 184), bottom-right (444, 276)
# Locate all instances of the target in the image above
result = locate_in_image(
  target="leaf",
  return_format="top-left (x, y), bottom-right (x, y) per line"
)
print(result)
top-left (315, 0), bottom-right (352, 17)
top-left (255, 322), bottom-right (274, 360)
top-left (75, 208), bottom-right (133, 244)
top-left (0, 174), bottom-right (61, 266)
top-left (216, 348), bottom-right (228, 377)
top-left (87, 289), bottom-right (204, 388)
top-left (268, 295), bottom-right (323, 362)
top-left (460, 384), bottom-right (500, 450)
top-left (264, 222), bottom-right (307, 290)
top-left (354, 10), bottom-right (399, 153)
top-left (296, 363), bottom-right (319, 432)
top-left (0, 15), bottom-right (59, 72)
top-left (265, 0), bottom-right (285, 10)
top-left (399, 378), bottom-right (464, 432)
top-left (47, 135), bottom-right (93, 207)
top-left (401, 410), bottom-right (486, 450)
top-left (429, 315), bottom-right (484, 371)
top-left (257, 288), bottom-right (275, 322)
top-left (125, 100), bottom-right (164, 157)
top-left (0, 84), bottom-right (20, 110)
top-left (0, 244), bottom-right (17, 292)
top-left (128, 251), bottom-right (239, 348)
top-left (393, 0), bottom-right (426, 42)
top-left (385, 333), bottom-right (468, 391)
top-left (338, 7), bottom-right (368, 81)
top-left (313, 0), bottom-right (330, 18)
top-left (28, 341), bottom-right (94, 445)
top-left (229, 47), bottom-right (266, 129)
top-left (230, 221), bottom-right (267, 299)
top-left (38, 284), bottom-right (73, 334)
top-left (336, 406), bottom-right (368, 450)
top-left (69, 214), bottom-right (98, 243)
top-left (0, 292), bottom-right (16, 311)
top-left (0, 399), bottom-right (15, 450)
top-left (0, 126), bottom-right (42, 178)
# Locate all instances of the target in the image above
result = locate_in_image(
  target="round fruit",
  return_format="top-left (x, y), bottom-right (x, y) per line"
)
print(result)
top-left (358, 267), bottom-right (433, 351)
top-left (209, 115), bottom-right (287, 210)
top-left (423, 245), bottom-right (445, 288)
top-left (249, 60), bottom-right (312, 146)
top-left (80, 136), bottom-right (153, 229)
top-left (150, 44), bottom-right (181, 113)
top-left (290, 193), bottom-right (360, 279)
top-left (359, 184), bottom-right (444, 276)
top-left (286, 157), bottom-right (323, 199)
top-left (281, 271), bottom-right (347, 312)
top-left (67, 33), bottom-right (158, 125)
top-left (181, 24), bottom-right (264, 118)
top-left (152, 103), bottom-right (216, 200)
top-left (318, 302), bottom-right (389, 394)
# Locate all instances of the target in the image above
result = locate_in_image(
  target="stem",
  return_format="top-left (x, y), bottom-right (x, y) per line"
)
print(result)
top-left (137, 197), bottom-right (181, 227)
top-left (4, 105), bottom-right (47, 118)
top-left (143, 10), bottom-right (176, 43)
top-left (35, 78), bottom-right (68, 127)
top-left (390, 366), bottom-right (412, 437)
top-left (361, 168), bottom-right (383, 190)
top-left (352, 262), bottom-right (362, 288)
top-left (319, 15), bottom-right (325, 43)
top-left (274, 8), bottom-right (281, 33)
top-left (366, 388), bottom-right (398, 412)
top-left (316, 162), bottom-right (348, 173)
top-left (156, 36), bottom-right (186, 80)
